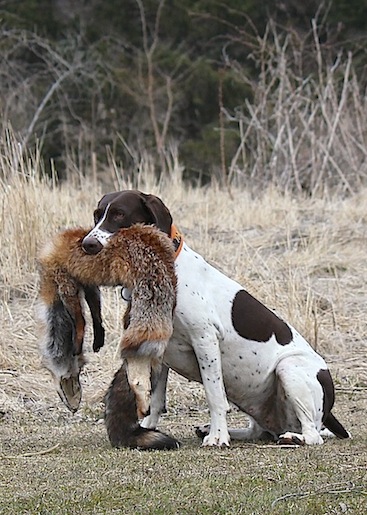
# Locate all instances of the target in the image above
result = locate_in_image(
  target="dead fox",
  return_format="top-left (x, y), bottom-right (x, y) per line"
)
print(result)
top-left (37, 225), bottom-right (179, 449)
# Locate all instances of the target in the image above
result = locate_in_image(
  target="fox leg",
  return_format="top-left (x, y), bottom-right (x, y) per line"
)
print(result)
top-left (39, 269), bottom-right (85, 412)
top-left (125, 356), bottom-right (152, 419)
top-left (39, 296), bottom-right (84, 413)
top-left (84, 285), bottom-right (105, 352)
top-left (59, 289), bottom-right (85, 356)
top-left (141, 364), bottom-right (169, 429)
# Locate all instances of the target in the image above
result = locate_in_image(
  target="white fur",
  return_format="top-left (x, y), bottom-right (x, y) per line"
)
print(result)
top-left (127, 340), bottom-right (169, 359)
top-left (141, 242), bottom-right (335, 446)
top-left (87, 203), bottom-right (113, 245)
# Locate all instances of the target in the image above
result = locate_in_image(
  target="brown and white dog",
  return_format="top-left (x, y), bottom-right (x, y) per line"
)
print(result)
top-left (82, 190), bottom-right (350, 446)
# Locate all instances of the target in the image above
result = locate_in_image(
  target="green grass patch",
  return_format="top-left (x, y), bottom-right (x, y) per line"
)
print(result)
top-left (1, 406), bottom-right (366, 514)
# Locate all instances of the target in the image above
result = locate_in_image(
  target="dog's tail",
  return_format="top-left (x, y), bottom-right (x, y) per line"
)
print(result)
top-left (323, 413), bottom-right (350, 439)
top-left (104, 363), bottom-right (179, 450)
top-left (317, 369), bottom-right (350, 439)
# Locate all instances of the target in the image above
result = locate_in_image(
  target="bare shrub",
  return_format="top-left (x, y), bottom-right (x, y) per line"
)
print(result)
top-left (0, 28), bottom-right (118, 179)
top-left (225, 21), bottom-right (367, 194)
top-left (0, 1), bottom-right (188, 182)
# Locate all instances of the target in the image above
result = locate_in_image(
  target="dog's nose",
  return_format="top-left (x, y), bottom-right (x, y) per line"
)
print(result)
top-left (82, 236), bottom-right (103, 255)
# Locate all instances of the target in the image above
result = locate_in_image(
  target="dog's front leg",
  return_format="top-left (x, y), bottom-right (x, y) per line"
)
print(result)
top-left (193, 332), bottom-right (230, 447)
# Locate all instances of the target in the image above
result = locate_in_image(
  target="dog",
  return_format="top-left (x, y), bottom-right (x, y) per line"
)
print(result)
top-left (82, 190), bottom-right (350, 446)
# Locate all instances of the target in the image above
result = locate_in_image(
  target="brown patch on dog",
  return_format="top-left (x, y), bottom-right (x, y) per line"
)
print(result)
top-left (231, 290), bottom-right (292, 345)
top-left (94, 190), bottom-right (173, 236)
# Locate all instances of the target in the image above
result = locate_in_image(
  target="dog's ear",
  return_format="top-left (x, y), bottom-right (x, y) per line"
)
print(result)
top-left (141, 193), bottom-right (172, 235)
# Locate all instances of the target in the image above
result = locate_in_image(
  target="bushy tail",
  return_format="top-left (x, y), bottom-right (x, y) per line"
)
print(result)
top-left (39, 282), bottom-right (105, 412)
top-left (104, 364), bottom-right (179, 450)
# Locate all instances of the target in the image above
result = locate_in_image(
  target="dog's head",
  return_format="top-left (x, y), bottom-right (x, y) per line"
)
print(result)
top-left (82, 190), bottom-right (172, 255)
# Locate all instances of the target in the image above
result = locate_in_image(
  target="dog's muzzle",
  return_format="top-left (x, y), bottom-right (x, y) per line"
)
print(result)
top-left (82, 228), bottom-right (113, 254)
top-left (82, 236), bottom-right (104, 255)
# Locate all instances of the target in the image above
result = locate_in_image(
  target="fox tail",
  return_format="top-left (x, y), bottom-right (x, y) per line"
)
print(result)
top-left (104, 363), bottom-right (179, 450)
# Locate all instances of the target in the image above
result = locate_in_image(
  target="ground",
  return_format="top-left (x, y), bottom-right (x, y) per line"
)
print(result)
top-left (1, 182), bottom-right (367, 513)
top-left (0, 369), bottom-right (366, 514)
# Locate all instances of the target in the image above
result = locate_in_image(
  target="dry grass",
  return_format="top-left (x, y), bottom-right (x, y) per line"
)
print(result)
top-left (1, 136), bottom-right (367, 512)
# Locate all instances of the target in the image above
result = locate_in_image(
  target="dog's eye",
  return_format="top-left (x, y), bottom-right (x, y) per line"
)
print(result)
top-left (112, 211), bottom-right (125, 221)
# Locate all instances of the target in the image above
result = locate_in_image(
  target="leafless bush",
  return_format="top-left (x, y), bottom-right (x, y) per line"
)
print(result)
top-left (2, 9), bottom-right (367, 193)
top-left (225, 21), bottom-right (367, 195)
top-left (0, 0), bottom-right (188, 181)
top-left (0, 27), bottom-right (116, 178)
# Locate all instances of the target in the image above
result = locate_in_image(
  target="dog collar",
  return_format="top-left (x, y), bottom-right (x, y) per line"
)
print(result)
top-left (171, 224), bottom-right (183, 259)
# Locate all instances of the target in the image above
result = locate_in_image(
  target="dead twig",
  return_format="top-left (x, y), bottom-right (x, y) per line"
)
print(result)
top-left (336, 386), bottom-right (367, 393)
top-left (271, 481), bottom-right (367, 508)
top-left (0, 443), bottom-right (60, 460)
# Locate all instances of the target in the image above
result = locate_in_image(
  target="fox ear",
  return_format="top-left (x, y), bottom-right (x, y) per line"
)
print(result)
top-left (141, 194), bottom-right (172, 235)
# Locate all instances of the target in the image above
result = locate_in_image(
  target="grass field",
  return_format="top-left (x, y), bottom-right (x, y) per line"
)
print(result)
top-left (1, 168), bottom-right (367, 513)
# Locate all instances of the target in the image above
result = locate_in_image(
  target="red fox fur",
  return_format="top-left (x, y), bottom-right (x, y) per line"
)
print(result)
top-left (38, 225), bottom-right (179, 449)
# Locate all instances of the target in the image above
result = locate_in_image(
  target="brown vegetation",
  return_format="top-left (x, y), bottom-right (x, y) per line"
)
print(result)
top-left (0, 126), bottom-right (366, 512)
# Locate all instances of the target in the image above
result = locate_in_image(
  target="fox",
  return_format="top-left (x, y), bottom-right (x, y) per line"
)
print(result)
top-left (37, 224), bottom-right (180, 449)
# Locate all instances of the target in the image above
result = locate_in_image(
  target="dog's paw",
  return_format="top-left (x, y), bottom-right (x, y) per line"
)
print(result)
top-left (279, 430), bottom-right (324, 445)
top-left (277, 432), bottom-right (306, 446)
top-left (195, 424), bottom-right (230, 447)
top-left (202, 435), bottom-right (230, 447)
